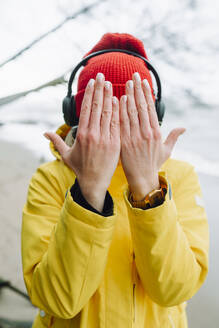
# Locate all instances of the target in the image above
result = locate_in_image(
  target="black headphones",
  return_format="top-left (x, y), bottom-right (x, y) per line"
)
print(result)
top-left (62, 49), bottom-right (165, 127)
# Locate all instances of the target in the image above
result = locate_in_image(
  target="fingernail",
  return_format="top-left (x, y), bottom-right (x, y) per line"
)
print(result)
top-left (104, 81), bottom-right (111, 90)
top-left (88, 79), bottom-right (95, 87)
top-left (143, 79), bottom-right (149, 87)
top-left (97, 72), bottom-right (104, 82)
top-left (112, 96), bottom-right (118, 104)
top-left (123, 95), bottom-right (127, 102)
top-left (133, 72), bottom-right (141, 82)
top-left (128, 80), bottom-right (133, 88)
top-left (43, 133), bottom-right (50, 140)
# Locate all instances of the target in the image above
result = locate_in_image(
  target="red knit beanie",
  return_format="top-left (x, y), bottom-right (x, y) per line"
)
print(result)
top-left (74, 33), bottom-right (154, 118)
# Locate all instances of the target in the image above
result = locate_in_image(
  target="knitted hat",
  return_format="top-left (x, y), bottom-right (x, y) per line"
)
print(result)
top-left (74, 33), bottom-right (154, 118)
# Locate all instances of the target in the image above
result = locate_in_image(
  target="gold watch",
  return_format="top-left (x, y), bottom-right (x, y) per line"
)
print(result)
top-left (129, 179), bottom-right (167, 209)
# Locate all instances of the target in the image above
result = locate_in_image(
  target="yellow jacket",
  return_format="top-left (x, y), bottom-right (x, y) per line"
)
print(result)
top-left (22, 124), bottom-right (209, 328)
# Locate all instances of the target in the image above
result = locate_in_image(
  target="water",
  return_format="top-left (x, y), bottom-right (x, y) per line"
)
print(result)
top-left (0, 84), bottom-right (218, 176)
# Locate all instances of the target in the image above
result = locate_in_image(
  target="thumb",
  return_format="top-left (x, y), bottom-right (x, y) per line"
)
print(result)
top-left (163, 127), bottom-right (186, 152)
top-left (44, 132), bottom-right (70, 157)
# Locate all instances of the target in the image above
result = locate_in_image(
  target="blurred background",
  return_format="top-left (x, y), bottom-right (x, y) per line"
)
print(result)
top-left (0, 0), bottom-right (218, 327)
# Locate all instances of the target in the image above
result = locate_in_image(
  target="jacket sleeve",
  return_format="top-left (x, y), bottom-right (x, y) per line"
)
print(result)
top-left (21, 163), bottom-right (117, 319)
top-left (70, 178), bottom-right (114, 217)
top-left (123, 165), bottom-right (209, 307)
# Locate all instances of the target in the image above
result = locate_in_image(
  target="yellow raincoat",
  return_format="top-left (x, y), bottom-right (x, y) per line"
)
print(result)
top-left (22, 124), bottom-right (209, 328)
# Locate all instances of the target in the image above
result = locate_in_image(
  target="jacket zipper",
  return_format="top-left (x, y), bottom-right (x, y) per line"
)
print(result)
top-left (132, 252), bottom-right (137, 324)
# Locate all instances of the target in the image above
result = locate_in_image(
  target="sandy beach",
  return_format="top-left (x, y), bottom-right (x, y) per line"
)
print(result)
top-left (0, 140), bottom-right (218, 327)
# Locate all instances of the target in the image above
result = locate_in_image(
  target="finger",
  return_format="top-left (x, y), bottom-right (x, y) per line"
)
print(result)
top-left (110, 96), bottom-right (120, 139)
top-left (125, 80), bottom-right (139, 134)
top-left (119, 95), bottom-right (130, 138)
top-left (142, 79), bottom-right (160, 130)
top-left (101, 81), bottom-right (113, 138)
top-left (89, 72), bottom-right (105, 131)
top-left (43, 132), bottom-right (70, 157)
top-left (77, 78), bottom-right (95, 133)
top-left (163, 128), bottom-right (186, 153)
top-left (132, 72), bottom-right (150, 133)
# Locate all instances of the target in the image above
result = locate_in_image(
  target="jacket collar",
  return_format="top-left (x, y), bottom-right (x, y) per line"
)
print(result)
top-left (49, 124), bottom-right (71, 160)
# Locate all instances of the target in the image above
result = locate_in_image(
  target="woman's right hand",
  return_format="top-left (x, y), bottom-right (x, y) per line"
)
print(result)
top-left (44, 73), bottom-right (120, 212)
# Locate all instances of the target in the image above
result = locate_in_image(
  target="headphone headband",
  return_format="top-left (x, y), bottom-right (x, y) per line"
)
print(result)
top-left (67, 48), bottom-right (162, 101)
top-left (63, 48), bottom-right (165, 127)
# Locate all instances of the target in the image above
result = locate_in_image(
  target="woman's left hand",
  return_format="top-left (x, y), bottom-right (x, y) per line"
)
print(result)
top-left (119, 72), bottom-right (186, 201)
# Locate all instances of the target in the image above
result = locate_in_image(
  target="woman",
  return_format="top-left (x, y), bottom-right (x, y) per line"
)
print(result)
top-left (21, 33), bottom-right (209, 327)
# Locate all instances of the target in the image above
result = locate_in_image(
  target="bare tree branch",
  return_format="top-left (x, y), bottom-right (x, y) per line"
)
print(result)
top-left (0, 0), bottom-right (106, 69)
top-left (0, 74), bottom-right (67, 107)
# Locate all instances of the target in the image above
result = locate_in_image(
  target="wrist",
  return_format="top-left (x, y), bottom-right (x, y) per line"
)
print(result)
top-left (128, 175), bottom-right (167, 209)
top-left (77, 177), bottom-right (107, 212)
top-left (129, 176), bottom-right (160, 201)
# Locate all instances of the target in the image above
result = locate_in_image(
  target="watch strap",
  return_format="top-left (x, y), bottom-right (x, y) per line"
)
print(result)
top-left (129, 176), bottom-right (167, 209)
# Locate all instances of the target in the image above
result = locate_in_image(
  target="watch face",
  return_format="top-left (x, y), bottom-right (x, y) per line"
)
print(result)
top-left (149, 190), bottom-right (164, 207)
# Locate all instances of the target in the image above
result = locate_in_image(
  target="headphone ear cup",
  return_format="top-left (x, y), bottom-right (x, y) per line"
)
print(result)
top-left (70, 96), bottom-right (79, 127)
top-left (62, 96), bottom-right (78, 127)
top-left (62, 96), bottom-right (72, 126)
top-left (155, 100), bottom-right (165, 126)
top-left (70, 96), bottom-right (79, 126)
